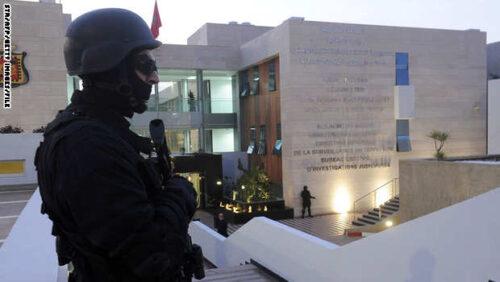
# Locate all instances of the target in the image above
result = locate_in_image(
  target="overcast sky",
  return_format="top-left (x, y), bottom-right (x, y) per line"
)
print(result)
top-left (56, 0), bottom-right (499, 44)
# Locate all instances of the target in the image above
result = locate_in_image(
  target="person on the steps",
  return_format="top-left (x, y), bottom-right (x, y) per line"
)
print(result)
top-left (301, 185), bottom-right (316, 218)
top-left (215, 212), bottom-right (229, 237)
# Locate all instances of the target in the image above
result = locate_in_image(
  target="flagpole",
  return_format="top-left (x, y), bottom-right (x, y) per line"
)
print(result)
top-left (151, 0), bottom-right (162, 119)
top-left (155, 83), bottom-right (159, 118)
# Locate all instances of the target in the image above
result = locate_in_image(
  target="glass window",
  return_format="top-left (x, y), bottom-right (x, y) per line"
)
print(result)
top-left (396, 119), bottom-right (411, 152)
top-left (247, 127), bottom-right (256, 154)
top-left (395, 52), bottom-right (409, 86)
top-left (273, 123), bottom-right (282, 155)
top-left (203, 70), bottom-right (236, 113)
top-left (258, 125), bottom-right (266, 155)
top-left (149, 69), bottom-right (198, 113)
top-left (66, 76), bottom-right (82, 104)
top-left (211, 128), bottom-right (235, 152)
top-left (251, 66), bottom-right (259, 95)
top-left (273, 140), bottom-right (282, 155)
top-left (268, 59), bottom-right (276, 92)
top-left (164, 128), bottom-right (199, 153)
top-left (239, 70), bottom-right (249, 97)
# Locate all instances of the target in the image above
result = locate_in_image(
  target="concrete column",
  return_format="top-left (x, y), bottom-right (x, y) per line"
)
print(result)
top-left (197, 70), bottom-right (205, 152)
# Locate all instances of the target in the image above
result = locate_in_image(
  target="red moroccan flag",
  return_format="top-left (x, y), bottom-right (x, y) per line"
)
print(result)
top-left (150, 0), bottom-right (162, 39)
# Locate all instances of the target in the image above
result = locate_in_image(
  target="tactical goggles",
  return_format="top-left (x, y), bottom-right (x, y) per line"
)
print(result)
top-left (133, 53), bottom-right (158, 77)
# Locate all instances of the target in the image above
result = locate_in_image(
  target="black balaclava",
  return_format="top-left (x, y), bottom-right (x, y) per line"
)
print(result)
top-left (79, 50), bottom-right (154, 118)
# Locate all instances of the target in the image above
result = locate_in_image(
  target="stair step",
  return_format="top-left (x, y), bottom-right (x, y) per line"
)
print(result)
top-left (352, 221), bottom-right (365, 226)
top-left (197, 264), bottom-right (276, 281)
top-left (368, 211), bottom-right (387, 218)
top-left (389, 199), bottom-right (399, 205)
top-left (381, 205), bottom-right (398, 212)
top-left (357, 217), bottom-right (376, 225)
top-left (385, 203), bottom-right (399, 209)
top-left (363, 214), bottom-right (381, 221)
top-left (373, 208), bottom-right (393, 215)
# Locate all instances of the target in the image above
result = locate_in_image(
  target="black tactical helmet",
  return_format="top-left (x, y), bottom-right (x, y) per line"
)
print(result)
top-left (64, 8), bottom-right (161, 76)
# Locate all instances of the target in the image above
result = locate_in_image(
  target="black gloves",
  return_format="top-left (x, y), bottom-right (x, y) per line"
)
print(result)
top-left (161, 175), bottom-right (198, 219)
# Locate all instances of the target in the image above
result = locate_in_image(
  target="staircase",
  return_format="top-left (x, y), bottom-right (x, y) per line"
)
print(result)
top-left (195, 263), bottom-right (280, 281)
top-left (352, 196), bottom-right (399, 226)
top-left (351, 178), bottom-right (399, 227)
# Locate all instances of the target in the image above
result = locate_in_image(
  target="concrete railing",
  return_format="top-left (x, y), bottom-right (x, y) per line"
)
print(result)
top-left (0, 189), bottom-right (67, 282)
top-left (191, 188), bottom-right (500, 281)
top-left (189, 217), bottom-right (339, 281)
top-left (4, 187), bottom-right (500, 281)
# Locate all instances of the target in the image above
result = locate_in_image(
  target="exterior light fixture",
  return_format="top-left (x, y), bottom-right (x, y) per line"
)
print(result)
top-left (248, 205), bottom-right (252, 213)
top-left (241, 185), bottom-right (246, 190)
top-left (216, 180), bottom-right (222, 186)
top-left (385, 220), bottom-right (393, 227)
top-left (264, 206), bottom-right (268, 212)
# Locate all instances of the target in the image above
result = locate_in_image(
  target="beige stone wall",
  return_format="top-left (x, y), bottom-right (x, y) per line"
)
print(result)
top-left (281, 20), bottom-right (486, 215)
top-left (0, 0), bottom-right (69, 131)
top-left (188, 23), bottom-right (272, 47)
top-left (488, 79), bottom-right (500, 154)
top-left (399, 159), bottom-right (500, 223)
top-left (154, 44), bottom-right (240, 70)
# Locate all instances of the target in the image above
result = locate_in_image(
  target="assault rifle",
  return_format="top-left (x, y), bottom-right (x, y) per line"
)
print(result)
top-left (149, 119), bottom-right (205, 280)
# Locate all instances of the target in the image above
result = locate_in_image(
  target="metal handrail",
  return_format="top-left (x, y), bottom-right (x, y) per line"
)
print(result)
top-left (352, 178), bottom-right (399, 215)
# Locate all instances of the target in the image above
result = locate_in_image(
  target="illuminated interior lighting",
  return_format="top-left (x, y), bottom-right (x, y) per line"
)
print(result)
top-left (385, 221), bottom-right (393, 227)
top-left (241, 185), bottom-right (246, 190)
top-left (248, 206), bottom-right (252, 213)
top-left (216, 180), bottom-right (222, 186)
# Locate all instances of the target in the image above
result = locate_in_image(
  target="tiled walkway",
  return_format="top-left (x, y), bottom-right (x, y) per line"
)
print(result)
top-left (0, 185), bottom-right (37, 248)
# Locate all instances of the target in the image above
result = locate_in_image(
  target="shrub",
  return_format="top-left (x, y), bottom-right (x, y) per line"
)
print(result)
top-left (32, 126), bottom-right (46, 133)
top-left (236, 165), bottom-right (271, 203)
top-left (0, 125), bottom-right (23, 133)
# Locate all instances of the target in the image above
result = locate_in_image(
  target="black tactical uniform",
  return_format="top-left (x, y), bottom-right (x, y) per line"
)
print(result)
top-left (35, 8), bottom-right (197, 282)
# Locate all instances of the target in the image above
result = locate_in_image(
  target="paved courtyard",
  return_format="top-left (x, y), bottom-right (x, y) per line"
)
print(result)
top-left (0, 186), bottom-right (36, 248)
top-left (195, 210), bottom-right (362, 246)
top-left (1, 189), bottom-right (362, 249)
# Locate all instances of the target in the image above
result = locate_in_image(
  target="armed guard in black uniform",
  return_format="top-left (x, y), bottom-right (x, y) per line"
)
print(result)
top-left (35, 8), bottom-right (199, 282)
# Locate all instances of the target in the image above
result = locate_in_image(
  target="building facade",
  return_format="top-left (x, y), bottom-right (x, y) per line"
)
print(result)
top-left (488, 42), bottom-right (500, 154)
top-left (0, 1), bottom-right (488, 215)
top-left (235, 19), bottom-right (486, 214)
top-left (0, 0), bottom-right (70, 131)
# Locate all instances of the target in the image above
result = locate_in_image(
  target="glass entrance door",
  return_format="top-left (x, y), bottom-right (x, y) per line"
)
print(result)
top-left (179, 172), bottom-right (202, 208)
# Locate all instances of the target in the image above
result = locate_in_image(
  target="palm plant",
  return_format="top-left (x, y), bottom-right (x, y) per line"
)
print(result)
top-left (427, 130), bottom-right (449, 160)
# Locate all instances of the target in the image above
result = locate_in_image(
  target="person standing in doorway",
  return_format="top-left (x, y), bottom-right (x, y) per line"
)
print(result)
top-left (301, 185), bottom-right (316, 218)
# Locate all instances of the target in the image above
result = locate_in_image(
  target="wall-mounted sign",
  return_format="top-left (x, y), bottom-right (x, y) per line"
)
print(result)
top-left (0, 46), bottom-right (29, 87)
